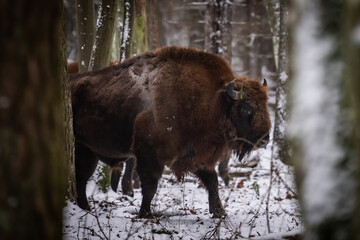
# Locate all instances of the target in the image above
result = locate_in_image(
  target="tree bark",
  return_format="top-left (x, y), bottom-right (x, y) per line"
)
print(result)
top-left (62, 14), bottom-right (77, 202)
top-left (76, 0), bottom-right (95, 72)
top-left (120, 0), bottom-right (135, 61)
top-left (88, 0), bottom-right (118, 70)
top-left (343, 1), bottom-right (360, 239)
top-left (290, 1), bottom-right (357, 239)
top-left (204, 0), bottom-right (233, 63)
top-left (0, 0), bottom-right (67, 238)
top-left (133, 0), bottom-right (148, 54)
top-left (272, 0), bottom-right (291, 165)
top-left (146, 0), bottom-right (161, 50)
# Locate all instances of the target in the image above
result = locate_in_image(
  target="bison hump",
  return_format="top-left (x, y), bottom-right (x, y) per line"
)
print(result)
top-left (156, 46), bottom-right (235, 88)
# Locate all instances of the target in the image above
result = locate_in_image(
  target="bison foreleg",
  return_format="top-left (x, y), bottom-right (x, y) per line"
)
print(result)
top-left (75, 143), bottom-right (99, 210)
top-left (195, 169), bottom-right (226, 218)
top-left (138, 175), bottom-right (159, 218)
top-left (136, 158), bottom-right (164, 218)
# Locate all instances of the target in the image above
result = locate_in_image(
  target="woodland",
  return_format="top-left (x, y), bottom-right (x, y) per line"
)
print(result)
top-left (0, 0), bottom-right (360, 239)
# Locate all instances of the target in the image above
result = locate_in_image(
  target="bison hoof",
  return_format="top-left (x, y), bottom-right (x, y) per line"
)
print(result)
top-left (77, 199), bottom-right (91, 211)
top-left (123, 190), bottom-right (134, 197)
top-left (211, 208), bottom-right (227, 218)
top-left (78, 203), bottom-right (91, 211)
top-left (138, 210), bottom-right (153, 219)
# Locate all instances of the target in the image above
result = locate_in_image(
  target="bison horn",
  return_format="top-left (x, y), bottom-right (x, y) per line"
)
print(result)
top-left (226, 79), bottom-right (244, 100)
top-left (263, 79), bottom-right (267, 87)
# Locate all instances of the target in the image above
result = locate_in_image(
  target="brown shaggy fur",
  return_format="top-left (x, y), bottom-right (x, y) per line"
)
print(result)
top-left (70, 46), bottom-right (271, 217)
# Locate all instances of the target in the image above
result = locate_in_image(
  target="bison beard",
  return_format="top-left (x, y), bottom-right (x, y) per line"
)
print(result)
top-left (70, 46), bottom-right (271, 218)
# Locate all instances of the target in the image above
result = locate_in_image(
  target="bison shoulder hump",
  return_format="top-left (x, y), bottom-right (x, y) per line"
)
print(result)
top-left (156, 46), bottom-right (234, 84)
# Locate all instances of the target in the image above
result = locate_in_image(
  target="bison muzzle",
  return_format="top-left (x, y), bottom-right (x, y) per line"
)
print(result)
top-left (70, 46), bottom-right (271, 218)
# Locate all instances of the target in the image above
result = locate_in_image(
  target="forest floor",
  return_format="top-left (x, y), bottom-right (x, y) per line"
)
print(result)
top-left (63, 148), bottom-right (302, 240)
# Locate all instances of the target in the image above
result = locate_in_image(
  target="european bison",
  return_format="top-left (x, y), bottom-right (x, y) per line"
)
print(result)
top-left (71, 46), bottom-right (271, 217)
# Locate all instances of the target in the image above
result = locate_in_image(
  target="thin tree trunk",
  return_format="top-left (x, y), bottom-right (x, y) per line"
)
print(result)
top-left (111, 3), bottom-right (122, 62)
top-left (205, 0), bottom-right (233, 63)
top-left (120, 0), bottom-right (135, 61)
top-left (146, 0), bottom-right (161, 50)
top-left (76, 0), bottom-right (95, 72)
top-left (89, 0), bottom-right (118, 70)
top-left (0, 0), bottom-right (66, 238)
top-left (133, 0), bottom-right (148, 54)
top-left (272, 0), bottom-right (291, 165)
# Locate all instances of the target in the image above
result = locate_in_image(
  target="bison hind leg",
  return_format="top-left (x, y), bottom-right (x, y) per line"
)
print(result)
top-left (195, 169), bottom-right (227, 218)
top-left (110, 157), bottom-right (139, 197)
top-left (75, 142), bottom-right (99, 210)
top-left (110, 163), bottom-right (123, 193)
top-left (218, 156), bottom-right (230, 186)
top-left (121, 157), bottom-right (137, 197)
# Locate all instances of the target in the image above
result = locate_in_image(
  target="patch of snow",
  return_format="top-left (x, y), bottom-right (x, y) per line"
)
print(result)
top-left (279, 71), bottom-right (288, 84)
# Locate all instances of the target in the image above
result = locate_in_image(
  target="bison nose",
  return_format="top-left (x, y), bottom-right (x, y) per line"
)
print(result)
top-left (259, 134), bottom-right (269, 148)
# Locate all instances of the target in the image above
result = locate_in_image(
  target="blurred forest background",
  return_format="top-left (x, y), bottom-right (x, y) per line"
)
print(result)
top-left (1, 0), bottom-right (360, 239)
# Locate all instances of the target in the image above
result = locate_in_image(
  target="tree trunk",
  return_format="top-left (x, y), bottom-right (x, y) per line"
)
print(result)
top-left (88, 0), bottom-right (118, 70)
top-left (62, 14), bottom-right (77, 202)
top-left (272, 0), bottom-right (291, 165)
top-left (343, 1), bottom-right (360, 239)
top-left (204, 0), bottom-right (233, 63)
top-left (132, 0), bottom-right (148, 54)
top-left (290, 1), bottom-right (357, 239)
top-left (0, 0), bottom-right (67, 238)
top-left (146, 0), bottom-right (161, 50)
top-left (76, 0), bottom-right (95, 72)
top-left (120, 0), bottom-right (135, 61)
top-left (64, 0), bottom-right (78, 60)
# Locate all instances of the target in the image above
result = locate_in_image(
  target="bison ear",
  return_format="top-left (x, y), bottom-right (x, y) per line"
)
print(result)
top-left (262, 79), bottom-right (267, 87)
top-left (226, 79), bottom-right (244, 100)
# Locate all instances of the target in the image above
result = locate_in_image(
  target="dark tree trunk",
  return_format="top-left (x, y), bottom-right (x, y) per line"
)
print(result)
top-left (0, 0), bottom-right (67, 238)
top-left (62, 14), bottom-right (77, 202)
top-left (88, 0), bottom-right (118, 70)
top-left (146, 0), bottom-right (161, 50)
top-left (76, 0), bottom-right (95, 72)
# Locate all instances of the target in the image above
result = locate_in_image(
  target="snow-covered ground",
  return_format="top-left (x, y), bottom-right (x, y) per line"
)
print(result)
top-left (63, 115), bottom-right (302, 239)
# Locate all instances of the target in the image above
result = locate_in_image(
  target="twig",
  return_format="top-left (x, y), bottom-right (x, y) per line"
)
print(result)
top-left (90, 196), bottom-right (110, 240)
top-left (79, 226), bottom-right (106, 239)
top-left (203, 218), bottom-right (223, 239)
top-left (266, 151), bottom-right (275, 234)
top-left (274, 168), bottom-right (298, 197)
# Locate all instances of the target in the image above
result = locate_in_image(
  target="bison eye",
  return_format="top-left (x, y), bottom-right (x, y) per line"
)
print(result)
top-left (238, 103), bottom-right (253, 119)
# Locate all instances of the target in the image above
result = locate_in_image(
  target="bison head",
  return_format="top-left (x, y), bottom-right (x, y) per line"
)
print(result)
top-left (223, 77), bottom-right (271, 161)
